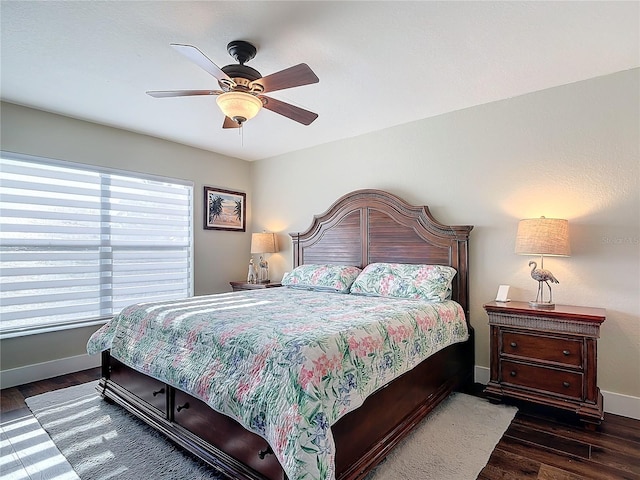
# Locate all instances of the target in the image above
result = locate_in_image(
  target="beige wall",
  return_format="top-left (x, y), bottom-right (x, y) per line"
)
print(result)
top-left (251, 69), bottom-right (640, 398)
top-left (0, 102), bottom-right (252, 371)
top-left (1, 69), bottom-right (638, 402)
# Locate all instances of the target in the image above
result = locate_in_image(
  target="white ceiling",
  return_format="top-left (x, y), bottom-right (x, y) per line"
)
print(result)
top-left (1, 1), bottom-right (638, 162)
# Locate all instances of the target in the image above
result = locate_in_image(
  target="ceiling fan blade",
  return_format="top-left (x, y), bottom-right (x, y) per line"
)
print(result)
top-left (223, 116), bottom-right (241, 129)
top-left (259, 95), bottom-right (318, 125)
top-left (146, 89), bottom-right (223, 98)
top-left (253, 64), bottom-right (319, 93)
top-left (170, 44), bottom-right (233, 84)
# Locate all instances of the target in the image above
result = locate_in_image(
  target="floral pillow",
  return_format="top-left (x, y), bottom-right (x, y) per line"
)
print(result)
top-left (349, 263), bottom-right (457, 302)
top-left (281, 264), bottom-right (362, 293)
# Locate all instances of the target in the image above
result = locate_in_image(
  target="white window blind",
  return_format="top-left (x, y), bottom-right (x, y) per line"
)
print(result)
top-left (0, 152), bottom-right (193, 337)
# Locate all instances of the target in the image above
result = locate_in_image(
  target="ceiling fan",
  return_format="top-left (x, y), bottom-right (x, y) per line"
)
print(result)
top-left (147, 40), bottom-right (319, 129)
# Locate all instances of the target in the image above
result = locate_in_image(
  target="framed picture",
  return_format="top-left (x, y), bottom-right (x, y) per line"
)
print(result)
top-left (203, 186), bottom-right (246, 231)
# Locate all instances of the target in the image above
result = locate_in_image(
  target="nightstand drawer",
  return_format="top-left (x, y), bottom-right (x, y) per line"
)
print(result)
top-left (501, 331), bottom-right (582, 367)
top-left (501, 360), bottom-right (583, 399)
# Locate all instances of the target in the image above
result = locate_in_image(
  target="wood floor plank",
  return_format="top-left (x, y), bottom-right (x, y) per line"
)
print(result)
top-left (513, 411), bottom-right (640, 469)
top-left (499, 434), bottom-right (635, 480)
top-left (0, 428), bottom-right (26, 477)
top-left (517, 409), bottom-right (640, 447)
top-left (19, 377), bottom-right (77, 399)
top-left (0, 387), bottom-right (26, 413)
top-left (478, 447), bottom-right (540, 479)
top-left (599, 413), bottom-right (640, 445)
top-left (537, 464), bottom-right (589, 480)
top-left (1, 368), bottom-right (102, 414)
top-left (589, 443), bottom-right (640, 478)
top-left (505, 422), bottom-right (592, 459)
top-left (5, 414), bottom-right (79, 480)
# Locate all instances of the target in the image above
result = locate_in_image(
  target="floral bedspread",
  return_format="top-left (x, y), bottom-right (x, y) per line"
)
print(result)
top-left (87, 288), bottom-right (469, 480)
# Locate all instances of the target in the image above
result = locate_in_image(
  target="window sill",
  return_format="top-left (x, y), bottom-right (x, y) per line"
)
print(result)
top-left (0, 317), bottom-right (111, 340)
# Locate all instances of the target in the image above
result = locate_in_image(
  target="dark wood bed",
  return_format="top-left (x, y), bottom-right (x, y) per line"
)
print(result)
top-left (97, 189), bottom-right (474, 480)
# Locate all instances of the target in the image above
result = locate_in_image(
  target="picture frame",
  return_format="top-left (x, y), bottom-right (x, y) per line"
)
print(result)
top-left (495, 284), bottom-right (511, 302)
top-left (203, 186), bottom-right (246, 232)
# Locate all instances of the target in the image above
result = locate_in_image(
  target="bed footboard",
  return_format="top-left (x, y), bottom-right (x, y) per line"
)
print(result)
top-left (99, 351), bottom-right (285, 480)
top-left (333, 337), bottom-right (473, 479)
top-left (98, 334), bottom-right (473, 480)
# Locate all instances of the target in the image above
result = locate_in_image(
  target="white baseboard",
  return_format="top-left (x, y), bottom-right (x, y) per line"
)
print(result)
top-left (474, 365), bottom-right (639, 420)
top-left (0, 354), bottom-right (101, 389)
top-left (474, 365), bottom-right (491, 386)
top-left (600, 390), bottom-right (640, 420)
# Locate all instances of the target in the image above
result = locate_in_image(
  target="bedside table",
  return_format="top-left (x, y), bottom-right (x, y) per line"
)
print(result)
top-left (483, 301), bottom-right (606, 426)
top-left (230, 281), bottom-right (282, 292)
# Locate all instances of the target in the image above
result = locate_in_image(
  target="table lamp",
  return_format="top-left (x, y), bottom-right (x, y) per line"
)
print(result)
top-left (514, 217), bottom-right (570, 309)
top-left (250, 232), bottom-right (278, 283)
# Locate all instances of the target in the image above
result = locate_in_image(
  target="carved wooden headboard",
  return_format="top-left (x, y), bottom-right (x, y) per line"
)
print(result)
top-left (289, 189), bottom-right (473, 316)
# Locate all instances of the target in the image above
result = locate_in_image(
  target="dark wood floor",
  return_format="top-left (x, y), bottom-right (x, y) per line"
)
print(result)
top-left (478, 400), bottom-right (640, 480)
top-left (2, 369), bottom-right (639, 479)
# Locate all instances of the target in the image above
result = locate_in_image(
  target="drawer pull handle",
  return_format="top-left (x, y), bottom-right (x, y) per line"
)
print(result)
top-left (258, 445), bottom-right (274, 459)
top-left (152, 387), bottom-right (165, 397)
top-left (510, 371), bottom-right (517, 377)
top-left (176, 402), bottom-right (190, 412)
top-left (562, 350), bottom-right (571, 356)
top-left (510, 342), bottom-right (517, 348)
top-left (563, 381), bottom-right (570, 388)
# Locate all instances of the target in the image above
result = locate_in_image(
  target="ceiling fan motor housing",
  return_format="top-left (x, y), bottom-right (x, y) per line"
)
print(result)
top-left (221, 65), bottom-right (262, 84)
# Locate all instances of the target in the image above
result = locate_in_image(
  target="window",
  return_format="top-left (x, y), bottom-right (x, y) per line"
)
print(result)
top-left (0, 151), bottom-right (193, 337)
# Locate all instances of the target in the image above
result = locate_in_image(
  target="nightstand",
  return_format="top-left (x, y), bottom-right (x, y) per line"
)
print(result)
top-left (230, 281), bottom-right (282, 292)
top-left (483, 301), bottom-right (606, 426)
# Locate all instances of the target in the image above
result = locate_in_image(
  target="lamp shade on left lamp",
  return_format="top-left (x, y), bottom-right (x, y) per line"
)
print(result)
top-left (251, 232), bottom-right (278, 282)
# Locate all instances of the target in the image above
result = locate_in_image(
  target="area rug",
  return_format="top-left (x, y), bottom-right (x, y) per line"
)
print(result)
top-left (26, 381), bottom-right (517, 480)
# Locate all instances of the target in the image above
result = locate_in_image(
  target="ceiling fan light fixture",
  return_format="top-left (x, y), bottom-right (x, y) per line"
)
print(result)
top-left (216, 91), bottom-right (262, 125)
top-left (149, 42), bottom-right (319, 127)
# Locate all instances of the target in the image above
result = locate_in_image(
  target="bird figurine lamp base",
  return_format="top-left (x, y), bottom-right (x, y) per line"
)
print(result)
top-left (527, 257), bottom-right (559, 310)
top-left (529, 300), bottom-right (555, 309)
